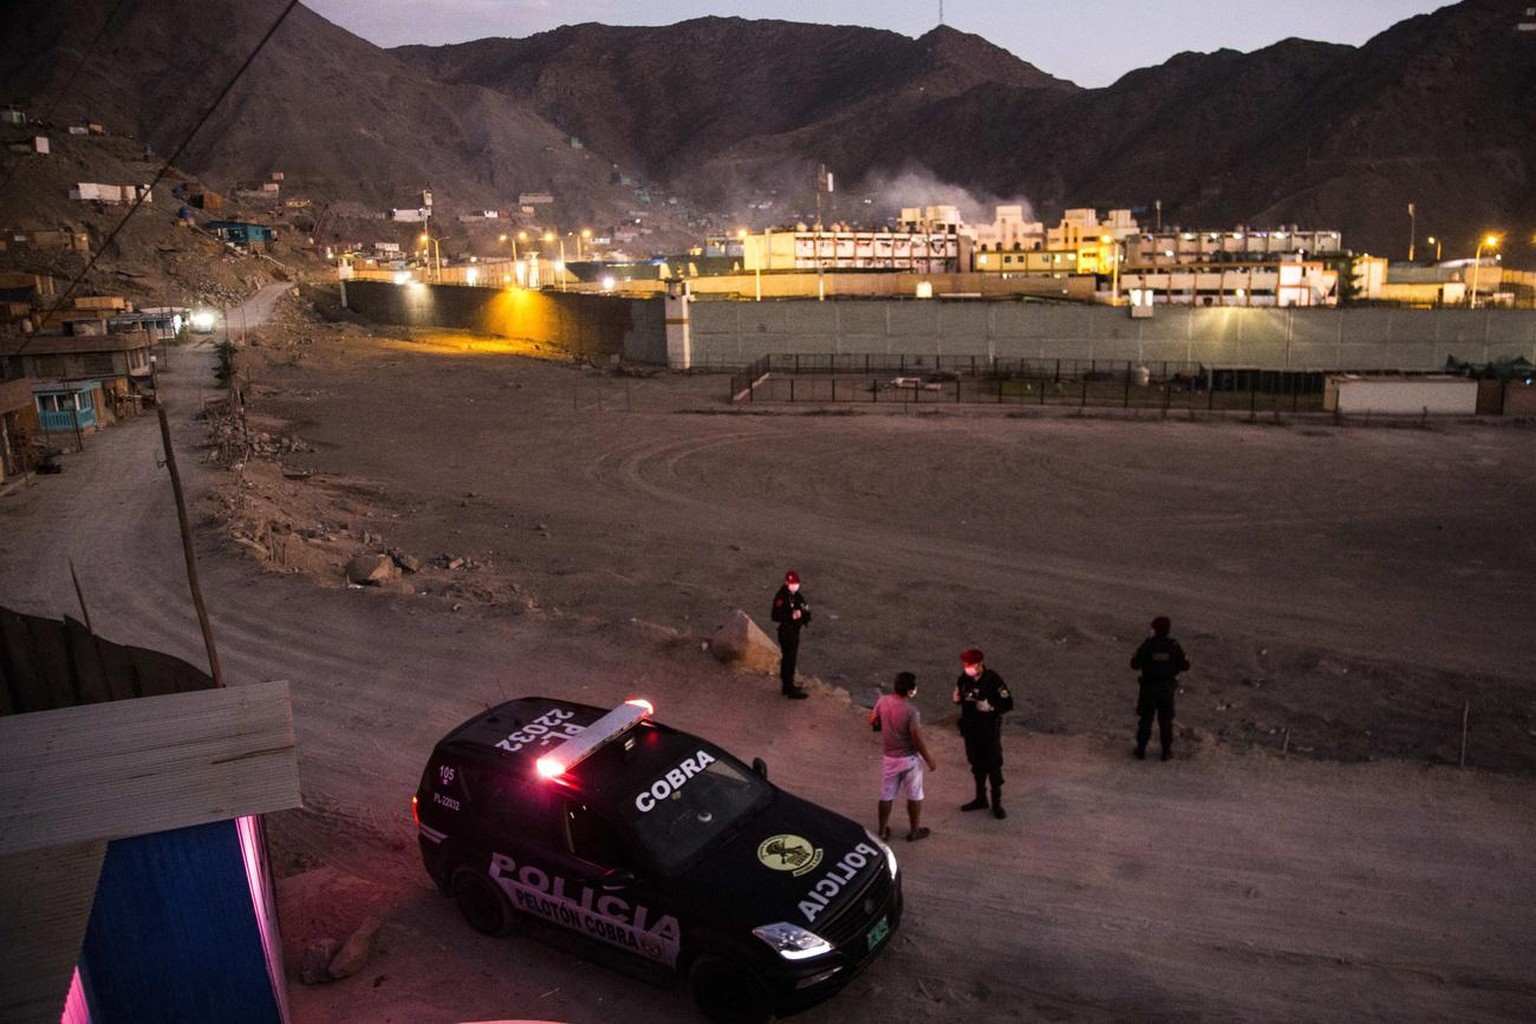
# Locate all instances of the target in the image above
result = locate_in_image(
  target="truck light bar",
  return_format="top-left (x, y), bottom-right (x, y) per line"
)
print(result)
top-left (536, 699), bottom-right (654, 779)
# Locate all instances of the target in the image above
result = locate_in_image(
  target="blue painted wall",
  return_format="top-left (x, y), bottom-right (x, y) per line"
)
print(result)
top-left (79, 820), bottom-right (282, 1024)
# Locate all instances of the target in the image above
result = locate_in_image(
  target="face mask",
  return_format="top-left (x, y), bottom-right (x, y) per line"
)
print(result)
top-left (787, 584), bottom-right (800, 593)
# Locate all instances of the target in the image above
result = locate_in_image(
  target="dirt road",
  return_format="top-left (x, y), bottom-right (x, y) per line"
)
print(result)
top-left (3, 306), bottom-right (1534, 1023)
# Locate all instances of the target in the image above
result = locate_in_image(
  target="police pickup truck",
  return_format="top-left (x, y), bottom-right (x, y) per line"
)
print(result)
top-left (413, 697), bottom-right (902, 1022)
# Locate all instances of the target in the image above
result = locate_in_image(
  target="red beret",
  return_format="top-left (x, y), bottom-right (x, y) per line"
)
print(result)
top-left (784, 570), bottom-right (800, 584)
top-left (960, 648), bottom-right (984, 665)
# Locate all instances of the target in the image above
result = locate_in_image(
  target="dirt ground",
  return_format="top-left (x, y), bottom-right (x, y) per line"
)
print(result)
top-left (4, 288), bottom-right (1535, 1023)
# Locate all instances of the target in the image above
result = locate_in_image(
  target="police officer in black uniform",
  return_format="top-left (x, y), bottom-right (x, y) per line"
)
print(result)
top-left (771, 570), bottom-right (812, 699)
top-left (953, 648), bottom-right (1013, 819)
top-left (1130, 615), bottom-right (1190, 761)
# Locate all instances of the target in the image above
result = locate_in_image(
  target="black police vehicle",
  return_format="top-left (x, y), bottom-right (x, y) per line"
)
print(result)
top-left (413, 696), bottom-right (902, 1022)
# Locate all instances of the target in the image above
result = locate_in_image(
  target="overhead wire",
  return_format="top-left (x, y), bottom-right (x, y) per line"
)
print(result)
top-left (0, 0), bottom-right (134, 206)
top-left (18, 0), bottom-right (303, 355)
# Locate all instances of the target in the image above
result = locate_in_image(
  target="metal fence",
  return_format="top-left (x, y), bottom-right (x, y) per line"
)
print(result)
top-left (729, 354), bottom-right (1328, 413)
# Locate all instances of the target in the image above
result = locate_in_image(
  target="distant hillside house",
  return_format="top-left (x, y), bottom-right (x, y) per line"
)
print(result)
top-left (207, 220), bottom-right (277, 250)
top-left (69, 182), bottom-right (152, 204)
top-left (4, 136), bottom-right (49, 155)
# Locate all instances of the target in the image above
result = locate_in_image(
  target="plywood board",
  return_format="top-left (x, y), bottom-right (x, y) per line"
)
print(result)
top-left (0, 680), bottom-right (301, 855)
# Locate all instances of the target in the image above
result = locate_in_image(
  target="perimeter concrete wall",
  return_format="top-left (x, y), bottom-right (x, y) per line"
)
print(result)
top-left (342, 280), bottom-right (665, 363)
top-left (341, 280), bottom-right (1536, 372)
top-left (686, 301), bottom-right (1536, 371)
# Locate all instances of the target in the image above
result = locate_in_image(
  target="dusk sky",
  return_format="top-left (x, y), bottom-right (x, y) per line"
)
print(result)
top-left (303, 0), bottom-right (1452, 88)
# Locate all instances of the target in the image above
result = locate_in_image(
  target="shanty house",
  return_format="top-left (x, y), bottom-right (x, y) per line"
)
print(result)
top-left (0, 605), bottom-right (302, 1024)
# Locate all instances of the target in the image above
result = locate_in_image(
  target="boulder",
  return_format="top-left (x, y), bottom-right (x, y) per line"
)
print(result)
top-left (709, 610), bottom-right (780, 676)
top-left (300, 938), bottom-right (340, 985)
top-left (345, 553), bottom-right (395, 585)
top-left (327, 915), bottom-right (383, 980)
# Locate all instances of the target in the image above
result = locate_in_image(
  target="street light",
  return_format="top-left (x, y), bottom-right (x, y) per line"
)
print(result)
top-left (575, 228), bottom-right (591, 261)
top-left (498, 230), bottom-right (527, 261)
top-left (1427, 236), bottom-right (1442, 262)
top-left (1469, 233), bottom-right (1500, 309)
top-left (419, 232), bottom-right (442, 282)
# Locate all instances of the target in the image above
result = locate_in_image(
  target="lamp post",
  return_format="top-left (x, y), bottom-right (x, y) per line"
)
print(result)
top-left (500, 231), bottom-right (529, 286)
top-left (575, 228), bottom-right (591, 261)
top-left (543, 231), bottom-right (566, 291)
top-left (1427, 236), bottom-right (1442, 262)
top-left (1100, 234), bottom-right (1122, 305)
top-left (419, 232), bottom-right (442, 282)
top-left (1469, 233), bottom-right (1499, 309)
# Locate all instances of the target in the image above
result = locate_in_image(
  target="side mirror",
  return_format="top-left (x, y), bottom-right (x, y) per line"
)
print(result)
top-left (752, 757), bottom-right (769, 781)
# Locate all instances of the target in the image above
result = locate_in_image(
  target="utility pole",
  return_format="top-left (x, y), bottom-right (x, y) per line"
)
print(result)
top-left (815, 164), bottom-right (833, 302)
top-left (1407, 202), bottom-right (1416, 261)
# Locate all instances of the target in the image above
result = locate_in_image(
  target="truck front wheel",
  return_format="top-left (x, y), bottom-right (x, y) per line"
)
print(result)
top-left (688, 953), bottom-right (772, 1024)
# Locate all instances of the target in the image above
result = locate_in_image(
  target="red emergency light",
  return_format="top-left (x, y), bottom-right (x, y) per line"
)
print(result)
top-left (535, 698), bottom-right (654, 779)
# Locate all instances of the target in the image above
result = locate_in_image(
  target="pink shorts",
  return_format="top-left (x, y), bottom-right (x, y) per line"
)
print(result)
top-left (880, 754), bottom-right (925, 802)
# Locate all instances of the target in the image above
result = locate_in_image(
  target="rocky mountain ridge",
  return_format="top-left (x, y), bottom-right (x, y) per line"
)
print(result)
top-left (1, 0), bottom-right (1531, 262)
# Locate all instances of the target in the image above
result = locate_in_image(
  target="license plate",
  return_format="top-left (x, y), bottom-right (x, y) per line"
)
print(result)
top-left (865, 916), bottom-right (890, 951)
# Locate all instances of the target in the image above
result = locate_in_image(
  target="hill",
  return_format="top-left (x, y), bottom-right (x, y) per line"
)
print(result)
top-left (0, 0), bottom-right (1531, 263)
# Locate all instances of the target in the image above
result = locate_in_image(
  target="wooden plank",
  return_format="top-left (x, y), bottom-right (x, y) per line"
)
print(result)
top-left (0, 841), bottom-right (106, 1024)
top-left (0, 603), bottom-right (216, 714)
top-left (0, 607), bottom-right (53, 713)
top-left (63, 616), bottom-right (111, 704)
top-left (92, 639), bottom-right (144, 700)
top-left (0, 680), bottom-right (301, 855)
top-left (126, 642), bottom-right (210, 696)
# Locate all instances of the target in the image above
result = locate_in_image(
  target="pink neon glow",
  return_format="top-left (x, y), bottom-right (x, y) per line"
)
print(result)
top-left (625, 698), bottom-right (655, 715)
top-left (237, 815), bottom-right (292, 1023)
top-left (535, 756), bottom-right (565, 778)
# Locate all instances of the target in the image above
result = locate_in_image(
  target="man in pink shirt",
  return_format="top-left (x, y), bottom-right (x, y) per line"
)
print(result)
top-left (870, 671), bottom-right (939, 842)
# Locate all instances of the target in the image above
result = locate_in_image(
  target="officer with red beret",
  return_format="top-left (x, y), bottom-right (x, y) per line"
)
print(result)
top-left (953, 648), bottom-right (1013, 818)
top-left (771, 570), bottom-right (812, 699)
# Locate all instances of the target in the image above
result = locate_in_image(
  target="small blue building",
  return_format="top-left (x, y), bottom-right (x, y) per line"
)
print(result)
top-left (206, 220), bottom-right (277, 248)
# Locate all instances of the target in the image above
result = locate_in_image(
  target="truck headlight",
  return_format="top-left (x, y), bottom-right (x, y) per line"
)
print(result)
top-left (752, 922), bottom-right (833, 960)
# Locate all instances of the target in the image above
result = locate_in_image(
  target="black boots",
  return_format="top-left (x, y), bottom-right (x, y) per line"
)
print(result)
top-left (963, 778), bottom-right (1005, 816)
